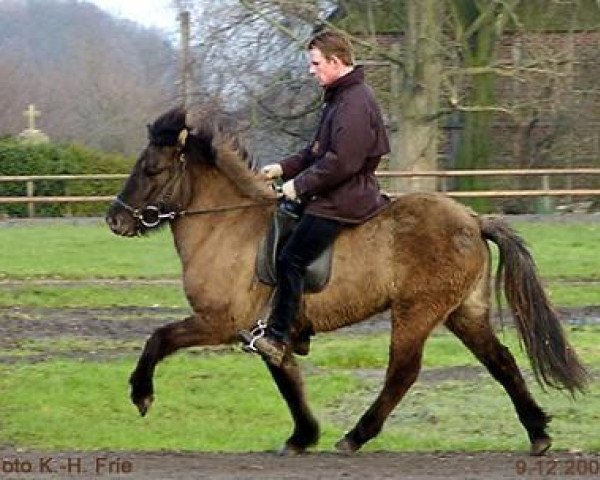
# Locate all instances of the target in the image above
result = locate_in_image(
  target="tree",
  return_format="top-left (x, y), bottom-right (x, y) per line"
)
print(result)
top-left (178, 0), bottom-right (600, 210)
top-left (0, 0), bottom-right (178, 156)
top-left (393, 0), bottom-right (441, 192)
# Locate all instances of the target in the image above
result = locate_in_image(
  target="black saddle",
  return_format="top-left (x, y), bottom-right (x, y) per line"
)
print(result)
top-left (255, 201), bottom-right (334, 293)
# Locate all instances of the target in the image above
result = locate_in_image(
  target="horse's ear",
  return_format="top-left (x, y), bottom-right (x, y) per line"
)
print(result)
top-left (177, 128), bottom-right (189, 149)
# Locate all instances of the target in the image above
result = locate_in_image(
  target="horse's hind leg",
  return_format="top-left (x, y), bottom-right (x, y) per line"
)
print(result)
top-left (265, 358), bottom-right (320, 455)
top-left (130, 313), bottom-right (227, 416)
top-left (335, 301), bottom-right (433, 453)
top-left (446, 304), bottom-right (552, 456)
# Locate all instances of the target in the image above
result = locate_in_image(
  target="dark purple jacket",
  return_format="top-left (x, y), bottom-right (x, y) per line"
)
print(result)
top-left (280, 66), bottom-right (390, 224)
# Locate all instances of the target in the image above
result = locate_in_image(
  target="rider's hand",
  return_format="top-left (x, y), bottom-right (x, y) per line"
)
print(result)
top-left (261, 163), bottom-right (283, 180)
top-left (282, 180), bottom-right (297, 201)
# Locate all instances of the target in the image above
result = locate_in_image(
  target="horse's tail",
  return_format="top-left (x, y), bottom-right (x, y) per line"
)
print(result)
top-left (480, 216), bottom-right (588, 395)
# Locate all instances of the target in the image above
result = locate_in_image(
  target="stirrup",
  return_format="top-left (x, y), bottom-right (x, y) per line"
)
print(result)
top-left (239, 319), bottom-right (268, 353)
top-left (239, 329), bottom-right (287, 367)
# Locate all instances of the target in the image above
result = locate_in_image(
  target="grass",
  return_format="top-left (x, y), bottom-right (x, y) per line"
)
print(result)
top-left (0, 219), bottom-right (598, 452)
top-left (0, 284), bottom-right (188, 308)
top-left (0, 326), bottom-right (598, 452)
top-left (546, 284), bottom-right (600, 307)
top-left (308, 324), bottom-right (600, 369)
top-left (0, 221), bottom-right (598, 281)
top-left (0, 282), bottom-right (595, 309)
top-left (0, 337), bottom-right (141, 360)
top-left (0, 354), bottom-right (360, 451)
top-left (0, 221), bottom-right (598, 307)
top-left (510, 222), bottom-right (600, 281)
top-left (0, 223), bottom-right (180, 279)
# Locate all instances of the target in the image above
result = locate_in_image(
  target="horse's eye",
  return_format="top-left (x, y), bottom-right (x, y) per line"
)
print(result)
top-left (143, 161), bottom-right (169, 176)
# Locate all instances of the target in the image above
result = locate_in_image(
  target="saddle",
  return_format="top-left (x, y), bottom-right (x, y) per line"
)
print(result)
top-left (255, 201), bottom-right (334, 293)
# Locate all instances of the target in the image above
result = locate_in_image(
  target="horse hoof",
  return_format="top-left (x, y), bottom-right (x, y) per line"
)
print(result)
top-left (530, 436), bottom-right (552, 456)
top-left (334, 437), bottom-right (359, 454)
top-left (277, 444), bottom-right (306, 456)
top-left (133, 395), bottom-right (154, 417)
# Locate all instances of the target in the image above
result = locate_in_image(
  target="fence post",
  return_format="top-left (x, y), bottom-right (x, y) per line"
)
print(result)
top-left (26, 180), bottom-right (35, 218)
top-left (439, 175), bottom-right (447, 192)
top-left (64, 181), bottom-right (72, 217)
top-left (536, 174), bottom-right (553, 213)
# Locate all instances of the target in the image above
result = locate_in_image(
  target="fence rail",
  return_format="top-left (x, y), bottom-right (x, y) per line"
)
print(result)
top-left (1, 169), bottom-right (599, 216)
top-left (0, 174), bottom-right (128, 217)
top-left (376, 168), bottom-right (600, 177)
top-left (379, 168), bottom-right (600, 199)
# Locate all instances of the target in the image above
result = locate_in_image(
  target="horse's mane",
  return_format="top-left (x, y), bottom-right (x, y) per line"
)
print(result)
top-left (149, 107), bottom-right (273, 200)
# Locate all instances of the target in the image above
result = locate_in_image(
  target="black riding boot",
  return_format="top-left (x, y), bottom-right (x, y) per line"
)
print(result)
top-left (240, 214), bottom-right (341, 367)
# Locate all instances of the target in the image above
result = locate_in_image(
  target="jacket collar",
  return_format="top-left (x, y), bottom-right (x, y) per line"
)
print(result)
top-left (323, 65), bottom-right (364, 102)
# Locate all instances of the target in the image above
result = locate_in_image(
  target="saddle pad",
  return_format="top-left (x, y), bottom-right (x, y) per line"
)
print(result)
top-left (255, 210), bottom-right (334, 293)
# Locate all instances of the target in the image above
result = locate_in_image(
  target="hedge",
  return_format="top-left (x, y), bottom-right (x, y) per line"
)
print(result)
top-left (0, 138), bottom-right (135, 217)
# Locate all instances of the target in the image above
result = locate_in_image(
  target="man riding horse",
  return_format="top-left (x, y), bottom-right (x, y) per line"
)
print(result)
top-left (106, 29), bottom-right (587, 457)
top-left (240, 30), bottom-right (391, 367)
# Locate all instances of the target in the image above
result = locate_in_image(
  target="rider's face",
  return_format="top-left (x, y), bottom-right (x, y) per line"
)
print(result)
top-left (308, 48), bottom-right (345, 87)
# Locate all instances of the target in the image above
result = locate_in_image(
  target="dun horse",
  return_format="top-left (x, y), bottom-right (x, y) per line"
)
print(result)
top-left (106, 107), bottom-right (587, 455)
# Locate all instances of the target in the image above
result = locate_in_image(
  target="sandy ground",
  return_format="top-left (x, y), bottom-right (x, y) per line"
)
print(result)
top-left (1, 449), bottom-right (600, 479)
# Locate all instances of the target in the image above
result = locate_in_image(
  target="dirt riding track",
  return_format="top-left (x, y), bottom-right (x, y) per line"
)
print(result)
top-left (2, 449), bottom-right (600, 479)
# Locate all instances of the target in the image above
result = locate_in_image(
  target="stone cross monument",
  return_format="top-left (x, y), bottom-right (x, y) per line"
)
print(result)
top-left (24, 104), bottom-right (41, 130)
top-left (18, 103), bottom-right (49, 144)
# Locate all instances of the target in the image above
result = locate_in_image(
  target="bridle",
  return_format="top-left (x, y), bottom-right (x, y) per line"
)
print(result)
top-left (113, 196), bottom-right (179, 228)
top-left (113, 135), bottom-right (275, 230)
top-left (114, 195), bottom-right (274, 229)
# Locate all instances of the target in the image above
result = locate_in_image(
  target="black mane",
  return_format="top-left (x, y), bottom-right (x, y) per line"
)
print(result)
top-left (147, 107), bottom-right (255, 168)
top-left (147, 107), bottom-right (187, 147)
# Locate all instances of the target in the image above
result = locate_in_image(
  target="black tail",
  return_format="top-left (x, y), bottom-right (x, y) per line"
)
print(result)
top-left (481, 216), bottom-right (588, 394)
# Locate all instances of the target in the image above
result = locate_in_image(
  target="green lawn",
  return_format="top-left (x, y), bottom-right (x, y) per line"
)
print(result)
top-left (0, 220), bottom-right (598, 306)
top-left (0, 221), bottom-right (598, 281)
top-left (0, 284), bottom-right (188, 308)
top-left (506, 221), bottom-right (600, 281)
top-left (0, 219), bottom-right (598, 452)
top-left (0, 327), bottom-right (598, 452)
top-left (0, 223), bottom-right (180, 279)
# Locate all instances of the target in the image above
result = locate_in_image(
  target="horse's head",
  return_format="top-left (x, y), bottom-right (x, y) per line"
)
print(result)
top-left (107, 107), bottom-right (276, 236)
top-left (106, 107), bottom-right (203, 236)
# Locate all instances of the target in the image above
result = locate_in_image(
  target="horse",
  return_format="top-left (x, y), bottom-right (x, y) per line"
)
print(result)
top-left (106, 107), bottom-right (587, 456)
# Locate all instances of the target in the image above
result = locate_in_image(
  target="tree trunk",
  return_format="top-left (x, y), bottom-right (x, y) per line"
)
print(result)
top-left (454, 15), bottom-right (495, 211)
top-left (389, 0), bottom-right (441, 193)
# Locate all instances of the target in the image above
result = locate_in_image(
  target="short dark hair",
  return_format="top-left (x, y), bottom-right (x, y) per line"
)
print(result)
top-left (307, 30), bottom-right (354, 66)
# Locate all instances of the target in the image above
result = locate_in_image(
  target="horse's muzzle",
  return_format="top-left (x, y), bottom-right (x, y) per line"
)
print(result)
top-left (106, 202), bottom-right (139, 237)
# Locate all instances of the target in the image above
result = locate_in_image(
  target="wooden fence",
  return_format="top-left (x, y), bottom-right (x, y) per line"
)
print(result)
top-left (1, 169), bottom-right (599, 217)
top-left (378, 168), bottom-right (600, 197)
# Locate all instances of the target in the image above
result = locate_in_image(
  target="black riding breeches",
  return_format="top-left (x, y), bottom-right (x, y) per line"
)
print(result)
top-left (268, 213), bottom-right (342, 341)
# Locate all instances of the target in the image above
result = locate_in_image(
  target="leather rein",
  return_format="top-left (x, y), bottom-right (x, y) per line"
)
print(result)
top-left (114, 195), bottom-right (274, 229)
top-left (114, 148), bottom-right (274, 230)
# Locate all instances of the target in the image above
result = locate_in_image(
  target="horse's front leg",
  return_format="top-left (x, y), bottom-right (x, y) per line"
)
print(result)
top-left (130, 313), bottom-right (229, 416)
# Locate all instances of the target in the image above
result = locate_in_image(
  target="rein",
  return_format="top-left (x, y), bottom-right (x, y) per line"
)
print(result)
top-left (114, 196), bottom-right (274, 229)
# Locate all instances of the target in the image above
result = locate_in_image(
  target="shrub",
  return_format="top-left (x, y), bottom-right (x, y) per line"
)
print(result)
top-left (0, 139), bottom-right (134, 217)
